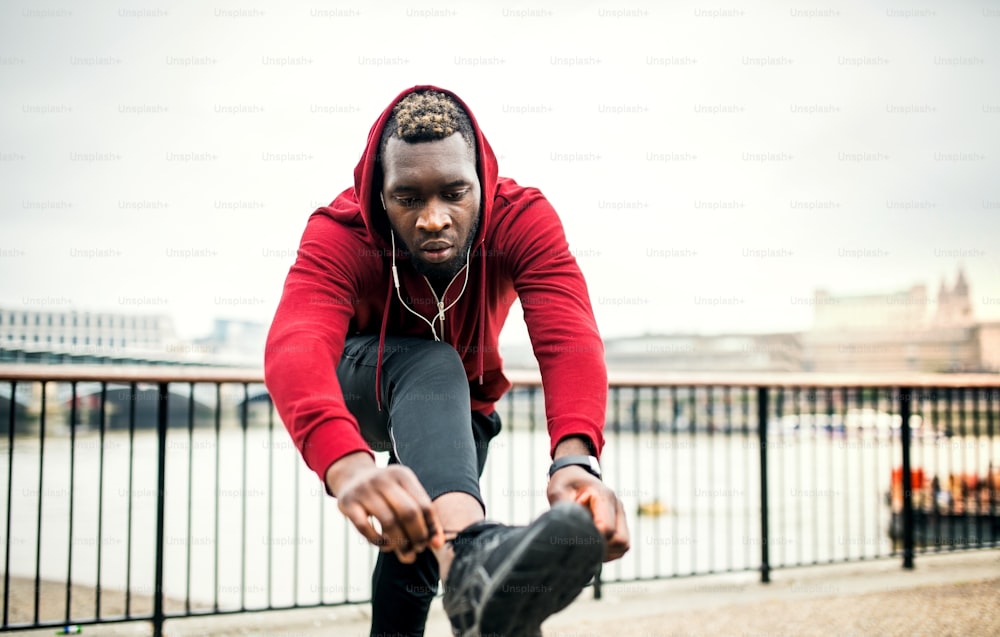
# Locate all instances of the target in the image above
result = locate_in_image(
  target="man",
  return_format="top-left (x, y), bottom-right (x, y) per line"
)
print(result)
top-left (265, 86), bottom-right (630, 637)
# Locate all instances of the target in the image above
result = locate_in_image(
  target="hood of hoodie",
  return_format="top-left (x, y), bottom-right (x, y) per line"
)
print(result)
top-left (352, 85), bottom-right (500, 254)
top-left (349, 85), bottom-right (501, 401)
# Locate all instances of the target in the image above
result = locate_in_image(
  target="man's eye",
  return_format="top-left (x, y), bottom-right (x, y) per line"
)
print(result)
top-left (395, 198), bottom-right (421, 208)
top-left (444, 190), bottom-right (468, 201)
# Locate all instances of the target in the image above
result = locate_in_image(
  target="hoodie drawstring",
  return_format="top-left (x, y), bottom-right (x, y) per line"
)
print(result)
top-left (390, 233), bottom-right (472, 343)
top-left (375, 274), bottom-right (393, 412)
top-left (477, 241), bottom-right (486, 385)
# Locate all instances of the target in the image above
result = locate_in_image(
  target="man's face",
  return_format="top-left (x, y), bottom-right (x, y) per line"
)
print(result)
top-left (381, 134), bottom-right (481, 284)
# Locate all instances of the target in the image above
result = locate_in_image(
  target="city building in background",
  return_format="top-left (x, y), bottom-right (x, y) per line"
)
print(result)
top-left (0, 269), bottom-right (995, 374)
top-left (978, 321), bottom-right (1000, 372)
top-left (600, 332), bottom-right (802, 373)
top-left (595, 268), bottom-right (997, 375)
top-left (192, 318), bottom-right (269, 367)
top-left (803, 269), bottom-right (992, 373)
top-left (0, 306), bottom-right (263, 367)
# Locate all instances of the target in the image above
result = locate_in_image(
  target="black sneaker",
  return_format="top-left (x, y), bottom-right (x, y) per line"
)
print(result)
top-left (443, 501), bottom-right (604, 637)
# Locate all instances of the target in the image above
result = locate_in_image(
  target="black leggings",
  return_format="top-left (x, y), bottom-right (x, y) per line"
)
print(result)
top-left (336, 335), bottom-right (502, 637)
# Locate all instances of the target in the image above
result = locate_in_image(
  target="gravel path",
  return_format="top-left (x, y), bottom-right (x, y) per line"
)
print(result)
top-left (554, 578), bottom-right (1000, 637)
top-left (2, 576), bottom-right (191, 632)
top-left (2, 551), bottom-right (997, 636)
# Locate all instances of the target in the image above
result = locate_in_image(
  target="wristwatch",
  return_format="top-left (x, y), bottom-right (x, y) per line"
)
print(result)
top-left (548, 455), bottom-right (602, 481)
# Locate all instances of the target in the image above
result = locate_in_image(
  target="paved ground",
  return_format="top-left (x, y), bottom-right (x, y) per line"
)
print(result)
top-left (5, 549), bottom-right (998, 636)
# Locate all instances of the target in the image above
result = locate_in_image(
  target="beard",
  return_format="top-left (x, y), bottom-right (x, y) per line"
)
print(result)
top-left (401, 214), bottom-right (481, 287)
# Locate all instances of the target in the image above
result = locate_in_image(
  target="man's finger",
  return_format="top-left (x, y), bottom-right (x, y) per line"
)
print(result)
top-left (577, 488), bottom-right (617, 538)
top-left (380, 481), bottom-right (433, 558)
top-left (604, 496), bottom-right (631, 561)
top-left (394, 468), bottom-right (445, 549)
top-left (338, 500), bottom-right (387, 548)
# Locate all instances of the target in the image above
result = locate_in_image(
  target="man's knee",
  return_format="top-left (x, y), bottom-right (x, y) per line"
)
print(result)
top-left (389, 339), bottom-right (466, 383)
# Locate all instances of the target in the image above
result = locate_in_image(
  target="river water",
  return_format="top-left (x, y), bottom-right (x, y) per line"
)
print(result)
top-left (2, 424), bottom-right (996, 612)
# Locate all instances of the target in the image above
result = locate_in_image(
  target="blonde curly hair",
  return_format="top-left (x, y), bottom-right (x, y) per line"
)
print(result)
top-left (378, 90), bottom-right (476, 157)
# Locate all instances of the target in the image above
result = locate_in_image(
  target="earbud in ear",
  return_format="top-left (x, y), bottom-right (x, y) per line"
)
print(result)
top-left (380, 193), bottom-right (386, 209)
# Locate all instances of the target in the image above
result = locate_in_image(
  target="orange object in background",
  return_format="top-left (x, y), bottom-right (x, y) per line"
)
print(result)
top-left (890, 467), bottom-right (927, 510)
top-left (890, 467), bottom-right (926, 489)
top-left (890, 466), bottom-right (999, 515)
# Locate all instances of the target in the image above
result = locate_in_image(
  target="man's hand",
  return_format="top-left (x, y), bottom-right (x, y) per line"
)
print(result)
top-left (325, 452), bottom-right (445, 564)
top-left (546, 438), bottom-right (630, 562)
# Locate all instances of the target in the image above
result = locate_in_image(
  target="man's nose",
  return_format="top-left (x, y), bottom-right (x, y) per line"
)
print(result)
top-left (416, 199), bottom-right (450, 232)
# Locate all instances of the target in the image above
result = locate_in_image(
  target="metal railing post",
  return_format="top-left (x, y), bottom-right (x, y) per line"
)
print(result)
top-left (899, 386), bottom-right (915, 569)
top-left (1, 367), bottom-right (999, 633)
top-left (153, 382), bottom-right (169, 637)
top-left (4, 381), bottom-right (16, 629)
top-left (757, 386), bottom-right (770, 583)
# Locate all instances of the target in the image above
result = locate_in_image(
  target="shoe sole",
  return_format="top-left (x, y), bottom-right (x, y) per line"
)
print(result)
top-left (474, 501), bottom-right (604, 636)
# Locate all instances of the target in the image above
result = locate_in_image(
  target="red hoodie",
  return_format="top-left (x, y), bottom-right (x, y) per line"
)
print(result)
top-left (264, 85), bottom-right (607, 484)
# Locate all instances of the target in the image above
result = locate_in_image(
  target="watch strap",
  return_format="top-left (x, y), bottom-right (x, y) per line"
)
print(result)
top-left (548, 454), bottom-right (602, 480)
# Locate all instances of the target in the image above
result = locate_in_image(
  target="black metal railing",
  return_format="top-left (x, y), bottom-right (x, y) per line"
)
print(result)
top-left (0, 367), bottom-right (997, 636)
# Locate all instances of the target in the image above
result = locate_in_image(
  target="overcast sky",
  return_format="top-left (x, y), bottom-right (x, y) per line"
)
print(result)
top-left (2, 1), bottom-right (998, 347)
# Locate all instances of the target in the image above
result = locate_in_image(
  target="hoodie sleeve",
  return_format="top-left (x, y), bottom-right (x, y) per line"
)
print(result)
top-left (264, 209), bottom-right (375, 485)
top-left (498, 193), bottom-right (608, 459)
